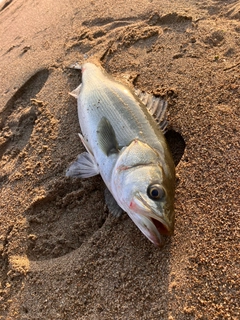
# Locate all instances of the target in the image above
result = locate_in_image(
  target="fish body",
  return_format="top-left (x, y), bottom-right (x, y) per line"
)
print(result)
top-left (67, 62), bottom-right (175, 246)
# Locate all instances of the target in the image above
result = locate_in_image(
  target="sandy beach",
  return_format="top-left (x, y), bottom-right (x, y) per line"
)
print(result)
top-left (0, 0), bottom-right (239, 319)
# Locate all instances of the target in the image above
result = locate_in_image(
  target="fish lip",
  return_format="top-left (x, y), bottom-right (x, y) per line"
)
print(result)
top-left (135, 193), bottom-right (173, 236)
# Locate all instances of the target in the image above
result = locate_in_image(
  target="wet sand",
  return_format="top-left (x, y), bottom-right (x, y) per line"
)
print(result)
top-left (0, 0), bottom-right (239, 319)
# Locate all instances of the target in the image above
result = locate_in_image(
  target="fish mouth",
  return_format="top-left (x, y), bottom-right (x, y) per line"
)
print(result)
top-left (130, 193), bottom-right (173, 246)
top-left (151, 217), bottom-right (172, 236)
top-left (127, 212), bottom-right (169, 247)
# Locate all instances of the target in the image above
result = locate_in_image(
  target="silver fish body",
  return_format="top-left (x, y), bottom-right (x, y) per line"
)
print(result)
top-left (67, 62), bottom-right (175, 246)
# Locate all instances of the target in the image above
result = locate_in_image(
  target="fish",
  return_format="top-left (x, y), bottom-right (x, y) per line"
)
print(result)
top-left (66, 62), bottom-right (175, 247)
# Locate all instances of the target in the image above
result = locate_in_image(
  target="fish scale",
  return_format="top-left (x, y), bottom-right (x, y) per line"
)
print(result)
top-left (82, 78), bottom-right (168, 160)
top-left (81, 80), bottom-right (147, 145)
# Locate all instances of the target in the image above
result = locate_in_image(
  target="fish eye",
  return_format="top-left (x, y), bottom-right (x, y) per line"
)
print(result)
top-left (147, 184), bottom-right (165, 200)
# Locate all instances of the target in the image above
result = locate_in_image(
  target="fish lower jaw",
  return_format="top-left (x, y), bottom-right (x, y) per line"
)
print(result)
top-left (147, 232), bottom-right (164, 247)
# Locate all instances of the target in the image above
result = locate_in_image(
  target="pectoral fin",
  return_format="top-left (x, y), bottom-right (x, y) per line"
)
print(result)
top-left (134, 89), bottom-right (168, 133)
top-left (104, 188), bottom-right (123, 217)
top-left (97, 117), bottom-right (119, 156)
top-left (66, 152), bottom-right (99, 178)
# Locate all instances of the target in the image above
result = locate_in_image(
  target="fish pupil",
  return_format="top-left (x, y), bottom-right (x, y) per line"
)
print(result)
top-left (151, 189), bottom-right (159, 197)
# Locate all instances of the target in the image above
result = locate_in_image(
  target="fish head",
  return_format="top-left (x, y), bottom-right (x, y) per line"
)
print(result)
top-left (112, 139), bottom-right (175, 247)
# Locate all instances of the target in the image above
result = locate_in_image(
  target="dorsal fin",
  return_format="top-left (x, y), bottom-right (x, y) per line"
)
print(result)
top-left (134, 89), bottom-right (168, 133)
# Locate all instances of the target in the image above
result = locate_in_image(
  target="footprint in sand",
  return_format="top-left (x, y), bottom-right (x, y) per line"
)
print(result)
top-left (25, 178), bottom-right (107, 261)
top-left (65, 12), bottom-right (192, 59)
top-left (0, 69), bottom-right (49, 184)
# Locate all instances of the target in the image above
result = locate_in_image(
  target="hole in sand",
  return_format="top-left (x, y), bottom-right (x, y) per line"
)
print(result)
top-left (165, 129), bottom-right (186, 166)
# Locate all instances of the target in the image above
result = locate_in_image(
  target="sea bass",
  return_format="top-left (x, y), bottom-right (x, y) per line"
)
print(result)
top-left (66, 62), bottom-right (175, 246)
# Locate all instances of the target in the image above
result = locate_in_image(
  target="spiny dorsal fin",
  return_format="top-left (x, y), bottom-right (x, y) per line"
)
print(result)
top-left (134, 89), bottom-right (168, 133)
top-left (97, 117), bottom-right (119, 156)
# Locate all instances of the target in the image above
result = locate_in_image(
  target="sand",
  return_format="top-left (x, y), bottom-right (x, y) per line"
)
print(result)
top-left (0, 0), bottom-right (239, 319)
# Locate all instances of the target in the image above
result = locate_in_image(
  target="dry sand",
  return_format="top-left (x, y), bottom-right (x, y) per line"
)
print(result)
top-left (0, 0), bottom-right (239, 319)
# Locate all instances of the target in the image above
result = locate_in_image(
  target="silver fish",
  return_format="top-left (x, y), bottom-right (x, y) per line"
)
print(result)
top-left (66, 62), bottom-right (175, 246)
